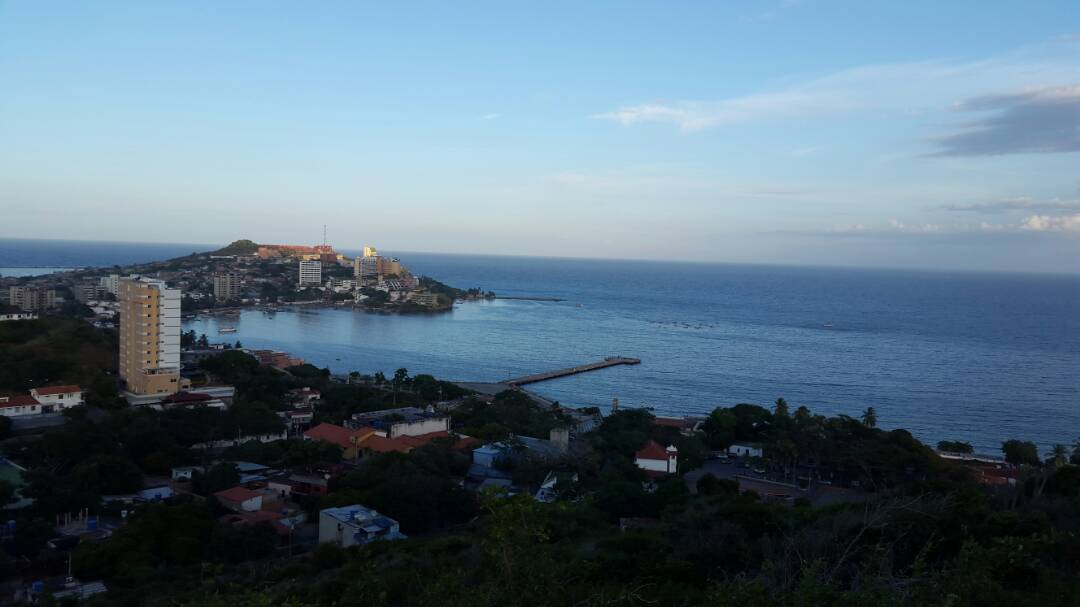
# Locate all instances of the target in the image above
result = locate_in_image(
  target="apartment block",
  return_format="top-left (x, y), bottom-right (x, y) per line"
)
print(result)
top-left (8, 286), bottom-right (57, 312)
top-left (213, 272), bottom-right (243, 302)
top-left (298, 260), bottom-right (322, 286)
top-left (118, 276), bottom-right (181, 396)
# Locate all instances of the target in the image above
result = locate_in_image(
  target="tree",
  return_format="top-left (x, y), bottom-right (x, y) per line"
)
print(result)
top-left (392, 367), bottom-right (410, 405)
top-left (193, 463), bottom-right (241, 496)
top-left (1047, 444), bottom-right (1069, 468)
top-left (937, 440), bottom-right (974, 454)
top-left (1001, 439), bottom-right (1039, 466)
top-left (1072, 438), bottom-right (1080, 465)
top-left (861, 407), bottom-right (877, 428)
top-left (773, 397), bottom-right (790, 419)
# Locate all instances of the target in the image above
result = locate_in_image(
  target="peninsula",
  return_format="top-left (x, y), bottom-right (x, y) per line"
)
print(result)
top-left (0, 239), bottom-right (495, 324)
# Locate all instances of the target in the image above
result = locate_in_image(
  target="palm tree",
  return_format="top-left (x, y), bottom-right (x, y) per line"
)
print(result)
top-left (860, 407), bottom-right (877, 428)
top-left (1071, 438), bottom-right (1080, 465)
top-left (773, 397), bottom-right (790, 419)
top-left (1048, 444), bottom-right (1069, 468)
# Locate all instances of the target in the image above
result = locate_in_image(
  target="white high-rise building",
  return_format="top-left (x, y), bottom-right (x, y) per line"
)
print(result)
top-left (99, 274), bottom-right (120, 295)
top-left (299, 260), bottom-right (322, 286)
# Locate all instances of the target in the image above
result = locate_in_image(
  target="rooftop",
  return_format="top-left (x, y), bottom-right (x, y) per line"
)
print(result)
top-left (635, 440), bottom-right (675, 461)
top-left (0, 395), bottom-right (40, 408)
top-left (214, 486), bottom-right (262, 503)
top-left (31, 384), bottom-right (82, 396)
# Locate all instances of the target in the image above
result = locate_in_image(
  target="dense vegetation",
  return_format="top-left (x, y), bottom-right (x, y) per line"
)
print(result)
top-left (2, 321), bottom-right (1078, 606)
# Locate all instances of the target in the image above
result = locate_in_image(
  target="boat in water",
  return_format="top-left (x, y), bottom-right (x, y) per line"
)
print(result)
top-left (219, 327), bottom-right (238, 334)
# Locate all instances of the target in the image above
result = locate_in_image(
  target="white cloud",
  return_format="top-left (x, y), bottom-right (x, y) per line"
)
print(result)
top-left (1021, 213), bottom-right (1080, 231)
top-left (594, 40), bottom-right (1080, 132)
top-left (479, 113), bottom-right (502, 120)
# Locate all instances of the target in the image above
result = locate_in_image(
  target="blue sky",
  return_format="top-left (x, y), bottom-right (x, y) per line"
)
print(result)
top-left (2, 1), bottom-right (1079, 272)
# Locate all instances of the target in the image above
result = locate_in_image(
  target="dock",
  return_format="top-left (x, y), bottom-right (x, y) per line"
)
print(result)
top-left (506, 357), bottom-right (641, 387)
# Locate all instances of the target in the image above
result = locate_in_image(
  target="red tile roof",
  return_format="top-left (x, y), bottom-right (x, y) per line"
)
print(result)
top-left (362, 435), bottom-right (416, 454)
top-left (0, 395), bottom-right (40, 408)
top-left (214, 486), bottom-right (262, 503)
top-left (635, 440), bottom-right (670, 461)
top-left (303, 423), bottom-right (374, 449)
top-left (31, 385), bottom-right (82, 396)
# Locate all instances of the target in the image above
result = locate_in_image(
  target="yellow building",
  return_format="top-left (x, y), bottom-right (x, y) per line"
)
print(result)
top-left (118, 276), bottom-right (181, 396)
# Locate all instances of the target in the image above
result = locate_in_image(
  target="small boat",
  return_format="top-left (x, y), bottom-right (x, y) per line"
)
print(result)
top-left (823, 323), bottom-right (834, 328)
top-left (219, 327), bottom-right (237, 334)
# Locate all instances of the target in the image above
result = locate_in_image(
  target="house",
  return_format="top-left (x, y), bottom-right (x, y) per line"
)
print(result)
top-left (535, 471), bottom-right (578, 503)
top-left (171, 465), bottom-right (204, 481)
top-left (288, 387), bottom-right (321, 406)
top-left (634, 441), bottom-right (678, 476)
top-left (318, 505), bottom-right (406, 548)
top-left (0, 395), bottom-right (41, 417)
top-left (303, 423), bottom-right (377, 459)
top-left (351, 406), bottom-right (450, 438)
top-left (0, 305), bottom-right (37, 322)
top-left (728, 444), bottom-right (764, 458)
top-left (29, 385), bottom-right (84, 412)
top-left (653, 416), bottom-right (702, 435)
top-left (214, 486), bottom-right (263, 512)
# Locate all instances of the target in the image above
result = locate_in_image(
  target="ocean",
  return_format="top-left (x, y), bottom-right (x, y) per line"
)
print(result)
top-left (3, 238), bottom-right (1078, 453)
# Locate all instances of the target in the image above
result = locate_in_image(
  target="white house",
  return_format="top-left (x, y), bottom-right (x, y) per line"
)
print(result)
top-left (0, 395), bottom-right (41, 417)
top-left (29, 385), bottom-right (84, 412)
top-left (728, 444), bottom-right (764, 458)
top-left (634, 441), bottom-right (678, 476)
top-left (351, 407), bottom-right (450, 439)
top-left (318, 505), bottom-right (406, 548)
top-left (0, 308), bottom-right (37, 322)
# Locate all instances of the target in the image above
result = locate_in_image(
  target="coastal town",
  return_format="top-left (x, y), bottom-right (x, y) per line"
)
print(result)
top-left (0, 239), bottom-right (495, 330)
top-left (0, 249), bottom-right (1076, 604)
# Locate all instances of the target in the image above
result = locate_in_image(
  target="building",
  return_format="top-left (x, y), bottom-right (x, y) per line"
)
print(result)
top-left (214, 486), bottom-right (263, 512)
top-left (298, 260), bottom-right (322, 286)
top-left (634, 441), bottom-right (678, 476)
top-left (318, 505), bottom-right (405, 548)
top-left (407, 292), bottom-right (440, 307)
top-left (0, 305), bottom-right (37, 322)
top-left (29, 385), bottom-right (84, 412)
top-left (99, 274), bottom-right (120, 295)
top-left (376, 257), bottom-right (402, 276)
top-left (355, 255), bottom-right (378, 279)
top-left (213, 272), bottom-right (243, 302)
top-left (362, 246), bottom-right (378, 258)
top-left (303, 423), bottom-right (377, 460)
top-left (0, 395), bottom-right (42, 417)
top-left (74, 282), bottom-right (108, 303)
top-left (351, 406), bottom-right (450, 438)
top-left (118, 276), bottom-right (181, 396)
top-left (728, 444), bottom-right (764, 458)
top-left (9, 286), bottom-right (57, 312)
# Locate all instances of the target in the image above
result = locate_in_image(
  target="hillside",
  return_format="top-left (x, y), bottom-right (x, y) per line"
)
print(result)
top-left (0, 317), bottom-right (118, 394)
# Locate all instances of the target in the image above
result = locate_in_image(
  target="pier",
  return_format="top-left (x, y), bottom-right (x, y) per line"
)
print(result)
top-left (506, 357), bottom-right (641, 387)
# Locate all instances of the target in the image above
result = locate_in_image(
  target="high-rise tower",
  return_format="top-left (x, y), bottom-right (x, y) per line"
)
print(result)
top-left (118, 276), bottom-right (181, 395)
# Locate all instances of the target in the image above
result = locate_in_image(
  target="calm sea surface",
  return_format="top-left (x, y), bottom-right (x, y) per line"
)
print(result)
top-left (3, 238), bottom-right (1078, 453)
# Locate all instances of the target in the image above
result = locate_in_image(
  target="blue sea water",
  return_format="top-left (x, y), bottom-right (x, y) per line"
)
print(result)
top-left (2, 238), bottom-right (1078, 453)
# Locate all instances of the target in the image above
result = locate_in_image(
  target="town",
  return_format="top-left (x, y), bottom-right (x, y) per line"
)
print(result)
top-left (0, 239), bottom-right (496, 329)
top-left (0, 259), bottom-right (1077, 605)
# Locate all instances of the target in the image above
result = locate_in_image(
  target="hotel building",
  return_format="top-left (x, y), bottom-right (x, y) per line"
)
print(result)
top-left (118, 276), bottom-right (181, 396)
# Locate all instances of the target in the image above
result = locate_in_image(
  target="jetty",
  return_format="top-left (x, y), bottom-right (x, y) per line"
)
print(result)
top-left (506, 357), bottom-right (641, 387)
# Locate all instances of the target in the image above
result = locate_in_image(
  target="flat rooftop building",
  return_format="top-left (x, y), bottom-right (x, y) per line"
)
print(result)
top-left (119, 276), bottom-right (180, 396)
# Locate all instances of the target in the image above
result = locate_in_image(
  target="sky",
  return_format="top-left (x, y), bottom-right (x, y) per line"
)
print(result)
top-left (2, 1), bottom-right (1080, 273)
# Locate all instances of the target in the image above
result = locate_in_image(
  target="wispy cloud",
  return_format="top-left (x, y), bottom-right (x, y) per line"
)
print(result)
top-left (940, 197), bottom-right (1080, 213)
top-left (479, 113), bottom-right (502, 121)
top-left (594, 41), bottom-right (1080, 133)
top-left (930, 86), bottom-right (1080, 156)
top-left (828, 213), bottom-right (1080, 236)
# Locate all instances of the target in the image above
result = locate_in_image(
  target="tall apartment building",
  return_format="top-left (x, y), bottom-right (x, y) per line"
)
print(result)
top-left (213, 272), bottom-right (243, 302)
top-left (8, 286), bottom-right (57, 312)
top-left (99, 274), bottom-right (120, 295)
top-left (298, 260), bottom-right (322, 286)
top-left (118, 276), bottom-right (181, 396)
top-left (74, 282), bottom-right (108, 303)
top-left (355, 255), bottom-right (378, 279)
